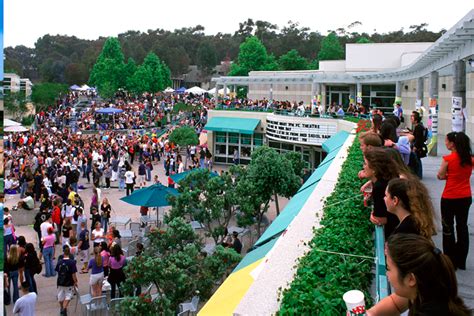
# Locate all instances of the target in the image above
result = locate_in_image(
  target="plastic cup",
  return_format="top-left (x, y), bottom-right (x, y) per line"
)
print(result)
top-left (343, 290), bottom-right (365, 315)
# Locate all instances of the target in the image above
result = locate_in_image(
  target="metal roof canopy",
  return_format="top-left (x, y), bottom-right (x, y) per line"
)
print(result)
top-left (213, 10), bottom-right (474, 85)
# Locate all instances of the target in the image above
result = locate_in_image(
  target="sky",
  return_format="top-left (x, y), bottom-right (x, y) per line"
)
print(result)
top-left (4, 0), bottom-right (474, 48)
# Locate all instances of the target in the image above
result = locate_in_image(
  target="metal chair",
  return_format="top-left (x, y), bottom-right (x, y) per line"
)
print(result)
top-left (108, 297), bottom-right (125, 316)
top-left (179, 296), bottom-right (200, 314)
top-left (129, 222), bottom-right (141, 232)
top-left (123, 239), bottom-right (137, 257)
top-left (83, 295), bottom-right (107, 316)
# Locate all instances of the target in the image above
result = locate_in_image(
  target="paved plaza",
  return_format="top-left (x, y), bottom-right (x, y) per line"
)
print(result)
top-left (4, 156), bottom-right (288, 315)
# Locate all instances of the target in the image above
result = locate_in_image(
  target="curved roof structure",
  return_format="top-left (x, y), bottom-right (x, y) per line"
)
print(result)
top-left (213, 10), bottom-right (474, 85)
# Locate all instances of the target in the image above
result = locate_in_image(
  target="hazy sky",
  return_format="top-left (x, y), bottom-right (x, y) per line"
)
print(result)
top-left (4, 0), bottom-right (474, 48)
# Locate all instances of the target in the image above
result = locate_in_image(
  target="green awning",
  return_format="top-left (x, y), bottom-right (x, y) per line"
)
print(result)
top-left (322, 131), bottom-right (349, 153)
top-left (205, 117), bottom-right (260, 135)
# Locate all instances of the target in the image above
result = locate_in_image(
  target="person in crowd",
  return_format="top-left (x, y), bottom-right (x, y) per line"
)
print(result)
top-left (362, 148), bottom-right (400, 238)
top-left (110, 229), bottom-right (122, 248)
top-left (125, 166), bottom-right (136, 196)
top-left (100, 197), bottom-right (111, 232)
top-left (51, 199), bottom-right (62, 244)
top-left (384, 178), bottom-right (436, 238)
top-left (61, 218), bottom-right (73, 247)
top-left (91, 221), bottom-right (105, 249)
top-left (100, 241), bottom-right (110, 278)
top-left (230, 231), bottom-right (243, 254)
top-left (108, 244), bottom-right (127, 299)
top-left (6, 244), bottom-right (21, 304)
top-left (84, 247), bottom-right (105, 297)
top-left (4, 217), bottom-right (17, 259)
top-left (17, 235), bottom-right (27, 284)
top-left (437, 131), bottom-right (473, 270)
top-left (42, 226), bottom-right (56, 277)
top-left (409, 111), bottom-right (427, 179)
top-left (371, 113), bottom-right (383, 134)
top-left (367, 234), bottom-right (470, 316)
top-left (23, 243), bottom-right (39, 294)
top-left (90, 207), bottom-right (101, 231)
top-left (75, 207), bottom-right (87, 237)
top-left (77, 221), bottom-right (90, 272)
top-left (55, 245), bottom-right (78, 316)
top-left (12, 281), bottom-right (37, 316)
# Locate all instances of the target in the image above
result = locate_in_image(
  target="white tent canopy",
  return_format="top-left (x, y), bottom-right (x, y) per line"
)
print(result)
top-left (185, 86), bottom-right (206, 95)
top-left (5, 125), bottom-right (29, 132)
top-left (164, 87), bottom-right (175, 93)
top-left (207, 87), bottom-right (230, 95)
top-left (4, 119), bottom-right (22, 127)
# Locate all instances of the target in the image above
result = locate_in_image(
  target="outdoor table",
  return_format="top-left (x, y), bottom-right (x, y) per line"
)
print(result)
top-left (190, 221), bottom-right (204, 230)
top-left (120, 229), bottom-right (133, 240)
top-left (227, 225), bottom-right (249, 236)
top-left (141, 215), bottom-right (158, 227)
top-left (109, 216), bottom-right (131, 229)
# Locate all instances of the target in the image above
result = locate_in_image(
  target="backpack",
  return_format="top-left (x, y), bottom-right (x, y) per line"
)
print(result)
top-left (57, 259), bottom-right (74, 287)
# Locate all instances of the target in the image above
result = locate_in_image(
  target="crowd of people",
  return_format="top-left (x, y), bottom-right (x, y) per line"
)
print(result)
top-left (356, 108), bottom-right (473, 314)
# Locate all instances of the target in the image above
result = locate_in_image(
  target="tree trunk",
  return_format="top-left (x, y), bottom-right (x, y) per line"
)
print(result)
top-left (274, 192), bottom-right (280, 216)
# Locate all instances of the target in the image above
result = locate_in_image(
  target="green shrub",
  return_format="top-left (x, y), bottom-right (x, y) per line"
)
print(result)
top-left (279, 138), bottom-right (374, 315)
top-left (21, 115), bottom-right (35, 126)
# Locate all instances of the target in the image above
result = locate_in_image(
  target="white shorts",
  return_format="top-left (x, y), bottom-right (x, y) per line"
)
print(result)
top-left (57, 286), bottom-right (75, 301)
top-left (89, 272), bottom-right (104, 286)
top-left (138, 175), bottom-right (146, 183)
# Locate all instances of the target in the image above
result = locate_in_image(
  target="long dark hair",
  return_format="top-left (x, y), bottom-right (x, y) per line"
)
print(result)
top-left (446, 132), bottom-right (472, 167)
top-left (387, 234), bottom-right (470, 316)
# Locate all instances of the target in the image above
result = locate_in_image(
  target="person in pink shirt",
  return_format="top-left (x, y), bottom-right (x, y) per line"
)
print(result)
top-left (108, 244), bottom-right (126, 299)
top-left (42, 227), bottom-right (57, 277)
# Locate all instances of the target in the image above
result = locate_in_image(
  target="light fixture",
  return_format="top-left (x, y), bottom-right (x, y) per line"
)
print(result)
top-left (468, 58), bottom-right (474, 67)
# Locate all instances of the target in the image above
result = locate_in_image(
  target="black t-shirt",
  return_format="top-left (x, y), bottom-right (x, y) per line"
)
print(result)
top-left (393, 215), bottom-right (419, 236)
top-left (232, 238), bottom-right (242, 254)
top-left (372, 179), bottom-right (399, 238)
top-left (62, 224), bottom-right (72, 238)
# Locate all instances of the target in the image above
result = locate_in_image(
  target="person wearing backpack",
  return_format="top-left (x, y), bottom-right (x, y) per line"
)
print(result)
top-left (55, 245), bottom-right (78, 316)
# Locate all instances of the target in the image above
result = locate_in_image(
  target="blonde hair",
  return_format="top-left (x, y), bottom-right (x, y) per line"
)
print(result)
top-left (94, 246), bottom-right (103, 267)
top-left (406, 178), bottom-right (437, 239)
top-left (8, 245), bottom-right (20, 266)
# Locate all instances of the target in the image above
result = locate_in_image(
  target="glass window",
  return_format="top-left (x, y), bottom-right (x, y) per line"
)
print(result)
top-left (215, 132), bottom-right (227, 143)
top-left (282, 143), bottom-right (293, 151)
top-left (241, 146), bottom-right (252, 158)
top-left (241, 135), bottom-right (252, 145)
top-left (228, 133), bottom-right (239, 144)
top-left (215, 145), bottom-right (227, 156)
top-left (269, 141), bottom-right (280, 149)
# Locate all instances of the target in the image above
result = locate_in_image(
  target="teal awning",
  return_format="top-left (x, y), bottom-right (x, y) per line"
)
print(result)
top-left (204, 117), bottom-right (260, 135)
top-left (233, 237), bottom-right (279, 273)
top-left (322, 131), bottom-right (349, 153)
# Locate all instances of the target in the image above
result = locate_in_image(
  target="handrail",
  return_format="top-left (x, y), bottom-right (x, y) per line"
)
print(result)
top-left (375, 225), bottom-right (390, 302)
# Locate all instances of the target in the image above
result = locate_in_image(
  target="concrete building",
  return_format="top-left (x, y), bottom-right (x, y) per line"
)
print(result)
top-left (212, 10), bottom-right (474, 148)
top-left (3, 73), bottom-right (33, 98)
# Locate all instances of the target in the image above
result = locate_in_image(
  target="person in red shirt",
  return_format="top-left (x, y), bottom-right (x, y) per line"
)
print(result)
top-left (437, 131), bottom-right (473, 270)
top-left (51, 199), bottom-right (62, 244)
top-left (168, 173), bottom-right (175, 188)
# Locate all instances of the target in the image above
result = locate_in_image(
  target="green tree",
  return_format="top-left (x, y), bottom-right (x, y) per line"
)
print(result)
top-left (89, 37), bottom-right (126, 98)
top-left (4, 92), bottom-right (29, 121)
top-left (229, 36), bottom-right (276, 76)
top-left (196, 41), bottom-right (217, 76)
top-left (167, 168), bottom-right (241, 244)
top-left (169, 126), bottom-right (199, 147)
top-left (121, 217), bottom-right (241, 315)
top-left (143, 52), bottom-right (165, 92)
top-left (278, 49), bottom-right (309, 70)
top-left (123, 57), bottom-right (138, 88)
top-left (31, 82), bottom-right (68, 111)
top-left (160, 60), bottom-right (172, 89)
top-left (127, 65), bottom-right (152, 95)
top-left (284, 151), bottom-right (306, 178)
top-left (356, 37), bottom-right (373, 44)
top-left (317, 32), bottom-right (344, 61)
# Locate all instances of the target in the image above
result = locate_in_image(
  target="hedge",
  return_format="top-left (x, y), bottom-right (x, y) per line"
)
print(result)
top-left (278, 136), bottom-right (374, 315)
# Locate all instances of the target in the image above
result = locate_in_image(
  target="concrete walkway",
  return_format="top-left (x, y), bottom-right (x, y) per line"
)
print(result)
top-left (422, 145), bottom-right (474, 309)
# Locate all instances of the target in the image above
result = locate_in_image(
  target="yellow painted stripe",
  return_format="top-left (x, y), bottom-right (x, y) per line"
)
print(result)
top-left (198, 259), bottom-right (263, 316)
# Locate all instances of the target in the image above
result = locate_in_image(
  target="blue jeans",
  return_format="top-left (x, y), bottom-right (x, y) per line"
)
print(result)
top-left (101, 217), bottom-right (109, 232)
top-left (119, 179), bottom-right (125, 190)
top-left (9, 270), bottom-right (19, 303)
top-left (43, 246), bottom-right (56, 277)
top-left (146, 168), bottom-right (151, 181)
top-left (24, 268), bottom-right (38, 294)
top-left (71, 182), bottom-right (78, 192)
top-left (20, 182), bottom-right (28, 198)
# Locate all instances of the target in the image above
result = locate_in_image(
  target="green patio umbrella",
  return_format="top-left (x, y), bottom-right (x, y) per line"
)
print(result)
top-left (170, 168), bottom-right (219, 184)
top-left (120, 183), bottom-right (179, 207)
